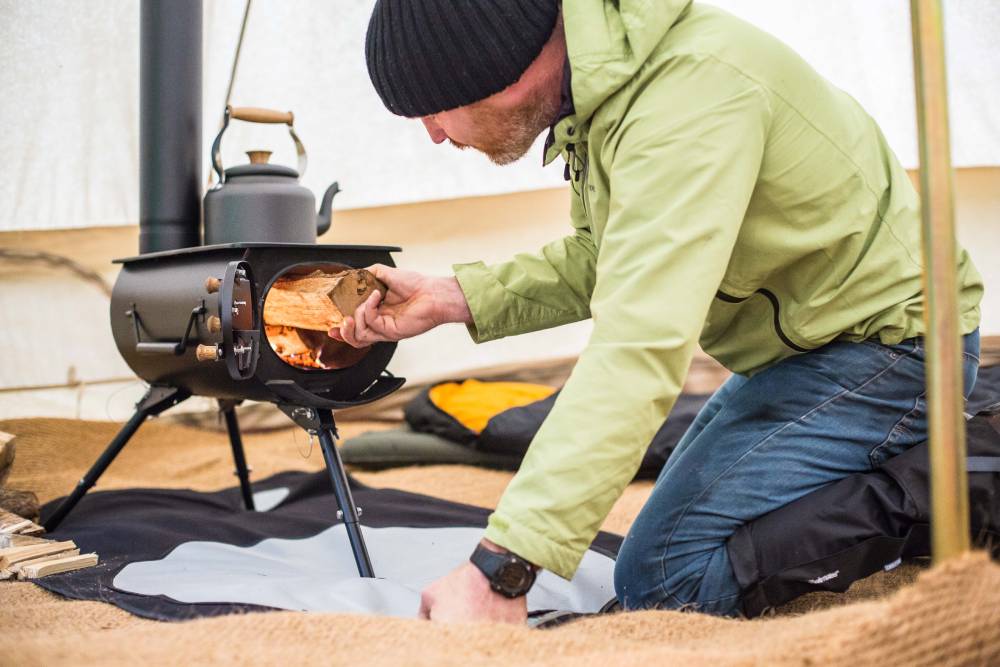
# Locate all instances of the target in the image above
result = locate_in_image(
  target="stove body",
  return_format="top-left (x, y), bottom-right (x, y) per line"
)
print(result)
top-left (110, 243), bottom-right (403, 407)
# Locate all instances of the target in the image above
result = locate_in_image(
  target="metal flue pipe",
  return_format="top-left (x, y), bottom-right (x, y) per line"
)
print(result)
top-left (139, 0), bottom-right (203, 253)
top-left (909, 0), bottom-right (970, 561)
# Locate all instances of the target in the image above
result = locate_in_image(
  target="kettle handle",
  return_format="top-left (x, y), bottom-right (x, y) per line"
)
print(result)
top-left (230, 107), bottom-right (294, 124)
top-left (210, 105), bottom-right (308, 183)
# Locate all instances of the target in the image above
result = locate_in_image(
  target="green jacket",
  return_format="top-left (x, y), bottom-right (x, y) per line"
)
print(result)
top-left (453, 0), bottom-right (983, 579)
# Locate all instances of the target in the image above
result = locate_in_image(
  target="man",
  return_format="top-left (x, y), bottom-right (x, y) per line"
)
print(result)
top-left (339, 0), bottom-right (983, 622)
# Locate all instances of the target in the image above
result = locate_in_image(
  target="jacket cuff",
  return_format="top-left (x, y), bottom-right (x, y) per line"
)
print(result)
top-left (484, 510), bottom-right (585, 581)
top-left (452, 261), bottom-right (510, 343)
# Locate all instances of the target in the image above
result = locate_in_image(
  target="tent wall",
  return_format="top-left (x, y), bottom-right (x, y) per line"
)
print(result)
top-left (2, 0), bottom-right (998, 419)
top-left (1, 167), bottom-right (997, 420)
top-left (2, 0), bottom-right (999, 233)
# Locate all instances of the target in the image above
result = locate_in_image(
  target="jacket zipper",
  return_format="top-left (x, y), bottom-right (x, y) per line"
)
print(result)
top-left (566, 143), bottom-right (589, 216)
top-left (715, 289), bottom-right (811, 353)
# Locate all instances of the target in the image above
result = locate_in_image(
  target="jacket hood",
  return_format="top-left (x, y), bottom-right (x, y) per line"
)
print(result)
top-left (546, 0), bottom-right (692, 163)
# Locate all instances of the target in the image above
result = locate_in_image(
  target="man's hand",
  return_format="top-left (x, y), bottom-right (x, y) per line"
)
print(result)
top-left (329, 264), bottom-right (473, 348)
top-left (418, 560), bottom-right (528, 624)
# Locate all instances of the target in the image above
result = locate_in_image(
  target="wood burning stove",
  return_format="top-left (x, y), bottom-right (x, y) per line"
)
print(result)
top-left (109, 243), bottom-right (402, 405)
top-left (43, 1), bottom-right (402, 579)
top-left (45, 246), bottom-right (406, 579)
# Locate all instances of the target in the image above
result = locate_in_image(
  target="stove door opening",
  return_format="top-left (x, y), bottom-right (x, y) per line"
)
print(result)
top-left (263, 263), bottom-right (375, 371)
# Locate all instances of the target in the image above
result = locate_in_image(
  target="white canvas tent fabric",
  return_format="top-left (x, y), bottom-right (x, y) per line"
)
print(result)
top-left (2, 1), bottom-right (999, 419)
top-left (1, 0), bottom-right (999, 233)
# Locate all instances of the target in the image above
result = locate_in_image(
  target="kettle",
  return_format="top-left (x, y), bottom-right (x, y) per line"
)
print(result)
top-left (204, 105), bottom-right (339, 245)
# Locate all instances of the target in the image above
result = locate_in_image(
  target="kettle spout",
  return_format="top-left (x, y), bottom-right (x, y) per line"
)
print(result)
top-left (316, 181), bottom-right (340, 237)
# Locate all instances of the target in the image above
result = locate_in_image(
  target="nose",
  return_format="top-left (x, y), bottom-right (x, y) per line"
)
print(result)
top-left (421, 117), bottom-right (447, 144)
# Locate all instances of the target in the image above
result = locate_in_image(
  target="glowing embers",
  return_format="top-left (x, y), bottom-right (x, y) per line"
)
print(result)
top-left (264, 324), bottom-right (369, 370)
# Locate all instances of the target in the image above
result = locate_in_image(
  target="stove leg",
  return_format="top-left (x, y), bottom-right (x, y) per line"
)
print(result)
top-left (314, 408), bottom-right (374, 578)
top-left (44, 385), bottom-right (189, 531)
top-left (221, 404), bottom-right (255, 511)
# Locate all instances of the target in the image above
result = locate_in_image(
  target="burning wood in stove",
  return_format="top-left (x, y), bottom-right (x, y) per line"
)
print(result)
top-left (263, 268), bottom-right (386, 332)
top-left (263, 268), bottom-right (386, 370)
top-left (265, 325), bottom-right (327, 369)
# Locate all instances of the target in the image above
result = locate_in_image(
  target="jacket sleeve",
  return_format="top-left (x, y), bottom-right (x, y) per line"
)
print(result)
top-left (483, 58), bottom-right (772, 579)
top-left (452, 198), bottom-right (598, 343)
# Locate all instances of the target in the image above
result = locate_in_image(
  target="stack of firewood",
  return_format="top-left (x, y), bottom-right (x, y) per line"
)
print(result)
top-left (0, 432), bottom-right (99, 580)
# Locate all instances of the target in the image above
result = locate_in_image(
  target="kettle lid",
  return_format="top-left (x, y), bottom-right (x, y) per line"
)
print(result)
top-left (223, 149), bottom-right (300, 179)
top-left (224, 163), bottom-right (299, 179)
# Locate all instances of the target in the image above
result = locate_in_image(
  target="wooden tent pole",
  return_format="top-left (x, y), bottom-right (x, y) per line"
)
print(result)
top-left (909, 0), bottom-right (970, 561)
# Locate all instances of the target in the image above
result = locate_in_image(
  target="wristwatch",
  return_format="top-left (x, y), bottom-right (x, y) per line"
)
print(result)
top-left (470, 543), bottom-right (537, 598)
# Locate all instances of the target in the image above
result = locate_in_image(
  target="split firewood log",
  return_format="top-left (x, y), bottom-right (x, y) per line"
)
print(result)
top-left (263, 269), bottom-right (387, 332)
top-left (0, 508), bottom-right (44, 536)
top-left (19, 552), bottom-right (98, 579)
top-left (0, 539), bottom-right (76, 569)
top-left (265, 325), bottom-right (317, 359)
top-left (0, 432), bottom-right (14, 487)
top-left (0, 533), bottom-right (50, 549)
top-left (0, 431), bottom-right (40, 520)
top-left (0, 490), bottom-right (39, 522)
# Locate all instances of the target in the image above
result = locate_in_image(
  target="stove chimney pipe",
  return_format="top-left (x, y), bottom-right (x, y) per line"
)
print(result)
top-left (139, 0), bottom-right (203, 253)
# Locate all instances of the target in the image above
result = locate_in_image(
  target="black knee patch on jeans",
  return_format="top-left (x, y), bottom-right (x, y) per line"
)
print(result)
top-left (726, 411), bottom-right (1000, 617)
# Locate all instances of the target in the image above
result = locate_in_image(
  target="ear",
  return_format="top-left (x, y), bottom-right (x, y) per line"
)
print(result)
top-left (420, 116), bottom-right (448, 144)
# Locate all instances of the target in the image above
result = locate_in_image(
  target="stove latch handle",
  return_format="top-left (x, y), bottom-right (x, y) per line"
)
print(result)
top-left (130, 302), bottom-right (207, 356)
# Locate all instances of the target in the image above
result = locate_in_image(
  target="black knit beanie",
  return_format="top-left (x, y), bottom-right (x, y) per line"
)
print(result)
top-left (365, 0), bottom-right (560, 118)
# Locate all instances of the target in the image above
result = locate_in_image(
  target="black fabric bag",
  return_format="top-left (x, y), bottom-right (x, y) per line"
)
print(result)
top-left (404, 385), bottom-right (710, 479)
top-left (404, 365), bottom-right (1000, 481)
top-left (727, 411), bottom-right (1000, 617)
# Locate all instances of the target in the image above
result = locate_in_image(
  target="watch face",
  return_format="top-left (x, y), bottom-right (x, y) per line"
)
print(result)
top-left (497, 558), bottom-right (532, 594)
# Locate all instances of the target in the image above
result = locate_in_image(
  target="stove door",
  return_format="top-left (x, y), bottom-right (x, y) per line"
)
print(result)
top-left (220, 260), bottom-right (261, 381)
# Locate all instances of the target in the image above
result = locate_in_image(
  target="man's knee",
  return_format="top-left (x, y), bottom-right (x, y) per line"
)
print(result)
top-left (613, 535), bottom-right (667, 610)
top-left (614, 539), bottom-right (742, 615)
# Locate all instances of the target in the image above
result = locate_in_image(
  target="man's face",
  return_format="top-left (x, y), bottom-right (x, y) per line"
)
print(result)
top-left (420, 86), bottom-right (561, 166)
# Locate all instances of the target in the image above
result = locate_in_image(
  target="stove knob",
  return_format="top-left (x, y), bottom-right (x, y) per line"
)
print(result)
top-left (205, 277), bottom-right (222, 294)
top-left (196, 344), bottom-right (221, 362)
top-left (207, 315), bottom-right (222, 334)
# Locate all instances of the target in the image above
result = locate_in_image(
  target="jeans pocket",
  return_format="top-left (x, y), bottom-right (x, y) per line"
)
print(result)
top-left (869, 395), bottom-right (928, 467)
top-left (857, 337), bottom-right (919, 361)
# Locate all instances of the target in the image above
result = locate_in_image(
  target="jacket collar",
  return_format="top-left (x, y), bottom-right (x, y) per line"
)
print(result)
top-left (543, 54), bottom-right (577, 168)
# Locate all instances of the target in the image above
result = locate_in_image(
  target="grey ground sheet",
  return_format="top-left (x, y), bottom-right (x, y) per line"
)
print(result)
top-left (113, 489), bottom-right (615, 617)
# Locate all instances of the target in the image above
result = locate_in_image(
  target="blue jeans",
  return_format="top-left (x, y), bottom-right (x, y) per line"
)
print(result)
top-left (614, 331), bottom-right (981, 616)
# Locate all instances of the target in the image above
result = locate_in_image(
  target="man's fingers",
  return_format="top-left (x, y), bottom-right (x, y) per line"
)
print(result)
top-left (334, 290), bottom-right (393, 348)
top-left (339, 316), bottom-right (384, 349)
top-left (331, 288), bottom-right (389, 347)
top-left (418, 591), bottom-right (432, 620)
top-left (366, 263), bottom-right (390, 281)
top-left (366, 264), bottom-right (395, 292)
top-left (339, 317), bottom-right (361, 348)
top-left (366, 263), bottom-right (414, 300)
top-left (364, 290), bottom-right (381, 328)
top-left (352, 291), bottom-right (378, 338)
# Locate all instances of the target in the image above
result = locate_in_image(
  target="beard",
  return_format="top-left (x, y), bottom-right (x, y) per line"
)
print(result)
top-left (451, 92), bottom-right (561, 166)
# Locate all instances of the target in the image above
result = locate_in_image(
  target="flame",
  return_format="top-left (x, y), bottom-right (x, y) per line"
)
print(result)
top-left (265, 325), bottom-right (329, 370)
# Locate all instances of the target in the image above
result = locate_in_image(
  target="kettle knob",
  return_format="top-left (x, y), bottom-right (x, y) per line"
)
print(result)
top-left (246, 150), bottom-right (272, 165)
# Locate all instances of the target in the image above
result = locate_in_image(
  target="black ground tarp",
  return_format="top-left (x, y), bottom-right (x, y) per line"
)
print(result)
top-left (36, 472), bottom-right (621, 621)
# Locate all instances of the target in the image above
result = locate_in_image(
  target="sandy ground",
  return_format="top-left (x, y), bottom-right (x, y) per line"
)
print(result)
top-left (2, 416), bottom-right (997, 666)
